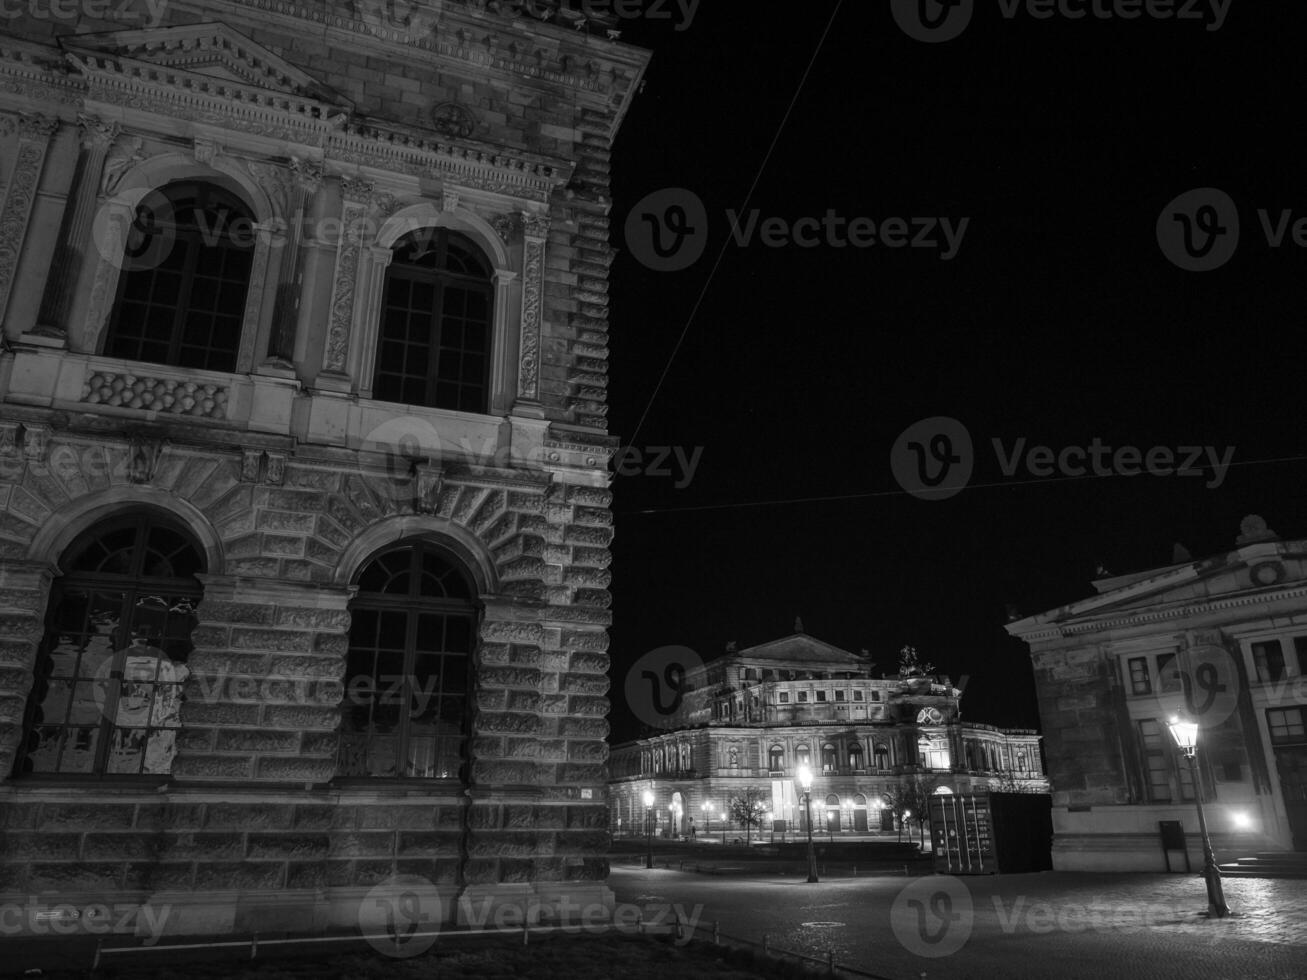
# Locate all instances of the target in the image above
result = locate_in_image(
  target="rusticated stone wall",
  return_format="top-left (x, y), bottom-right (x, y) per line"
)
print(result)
top-left (0, 423), bottom-right (616, 932)
top-left (0, 0), bottom-right (648, 939)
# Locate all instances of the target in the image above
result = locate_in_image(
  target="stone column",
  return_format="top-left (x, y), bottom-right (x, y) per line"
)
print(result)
top-left (317, 177), bottom-right (372, 393)
top-left (0, 560), bottom-right (57, 782)
top-left (264, 157), bottom-right (323, 367)
top-left (33, 114), bottom-right (119, 341)
top-left (351, 245), bottom-right (392, 397)
top-left (0, 113), bottom-right (59, 327)
top-left (172, 577), bottom-right (353, 783)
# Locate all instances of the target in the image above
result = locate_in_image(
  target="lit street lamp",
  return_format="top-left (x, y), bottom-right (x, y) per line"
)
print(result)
top-left (643, 789), bottom-right (655, 870)
top-left (701, 801), bottom-right (713, 844)
top-left (1167, 718), bottom-right (1230, 918)
top-left (798, 763), bottom-right (818, 883)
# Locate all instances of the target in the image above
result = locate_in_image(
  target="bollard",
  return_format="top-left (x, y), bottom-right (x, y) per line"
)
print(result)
top-left (524, 918), bottom-right (529, 945)
top-left (828, 949), bottom-right (835, 975)
top-left (251, 934), bottom-right (258, 960)
top-left (675, 911), bottom-right (683, 942)
top-left (713, 921), bottom-right (720, 945)
top-left (763, 932), bottom-right (769, 955)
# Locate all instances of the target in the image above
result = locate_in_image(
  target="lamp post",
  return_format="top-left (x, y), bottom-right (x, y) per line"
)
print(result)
top-left (701, 801), bottom-right (712, 844)
top-left (799, 764), bottom-right (818, 883)
top-left (643, 790), bottom-right (655, 870)
top-left (1167, 718), bottom-right (1230, 918)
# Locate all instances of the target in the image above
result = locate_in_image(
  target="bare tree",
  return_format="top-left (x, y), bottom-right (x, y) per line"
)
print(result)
top-left (727, 786), bottom-right (771, 845)
top-left (991, 769), bottom-right (1044, 794)
top-left (882, 775), bottom-right (938, 848)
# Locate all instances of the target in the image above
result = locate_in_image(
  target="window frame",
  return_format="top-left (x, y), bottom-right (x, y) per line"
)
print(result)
top-left (1252, 640), bottom-right (1287, 683)
top-left (371, 227), bottom-right (495, 414)
top-left (13, 512), bottom-right (204, 782)
top-left (1127, 656), bottom-right (1152, 695)
top-left (336, 539), bottom-right (479, 783)
top-left (101, 181), bottom-right (258, 375)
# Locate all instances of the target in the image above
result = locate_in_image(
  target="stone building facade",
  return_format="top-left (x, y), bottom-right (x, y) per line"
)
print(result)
top-left (1006, 516), bottom-right (1307, 871)
top-left (608, 630), bottom-right (1047, 839)
top-left (0, 1), bottom-right (649, 938)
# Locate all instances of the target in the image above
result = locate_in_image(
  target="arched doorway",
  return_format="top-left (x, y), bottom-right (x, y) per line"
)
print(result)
top-left (825, 793), bottom-right (841, 833)
top-left (670, 791), bottom-right (685, 838)
top-left (853, 793), bottom-right (869, 831)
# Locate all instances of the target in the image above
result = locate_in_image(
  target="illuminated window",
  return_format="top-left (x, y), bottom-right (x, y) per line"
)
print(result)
top-left (15, 513), bottom-right (202, 777)
top-left (1127, 657), bottom-right (1151, 695)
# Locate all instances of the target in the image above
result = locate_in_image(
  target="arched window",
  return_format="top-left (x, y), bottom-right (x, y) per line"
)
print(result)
top-left (822, 743), bottom-right (838, 772)
top-left (769, 744), bottom-right (785, 771)
top-left (795, 744), bottom-right (811, 767)
top-left (104, 182), bottom-right (254, 373)
top-left (340, 540), bottom-right (477, 779)
top-left (15, 512), bottom-right (204, 776)
top-left (848, 742), bottom-right (864, 770)
top-left (373, 228), bottom-right (493, 413)
top-left (874, 743), bottom-right (891, 770)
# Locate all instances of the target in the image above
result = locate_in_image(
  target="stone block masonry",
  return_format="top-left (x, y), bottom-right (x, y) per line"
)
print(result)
top-left (0, 0), bottom-right (650, 938)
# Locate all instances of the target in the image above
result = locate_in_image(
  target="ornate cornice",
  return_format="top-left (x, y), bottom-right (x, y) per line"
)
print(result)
top-left (1011, 582), bottom-right (1307, 644)
top-left (8, 41), bottom-right (569, 203)
top-left (208, 0), bottom-right (649, 106)
top-left (64, 49), bottom-right (347, 139)
top-left (59, 23), bottom-right (354, 107)
top-left (326, 122), bottom-right (569, 201)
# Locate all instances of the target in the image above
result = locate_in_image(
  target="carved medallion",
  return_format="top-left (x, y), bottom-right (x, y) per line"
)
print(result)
top-left (429, 102), bottom-right (475, 139)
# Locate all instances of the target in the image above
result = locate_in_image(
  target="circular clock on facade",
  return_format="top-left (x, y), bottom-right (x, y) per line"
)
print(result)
top-left (1251, 561), bottom-right (1284, 586)
top-left (916, 707), bottom-right (944, 725)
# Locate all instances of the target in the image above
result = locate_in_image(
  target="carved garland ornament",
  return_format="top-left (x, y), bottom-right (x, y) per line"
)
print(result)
top-left (0, 115), bottom-right (57, 323)
top-left (324, 178), bottom-right (373, 374)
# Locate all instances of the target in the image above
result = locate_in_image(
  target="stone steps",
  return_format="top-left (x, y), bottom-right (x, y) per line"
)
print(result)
top-left (1217, 851), bottom-right (1307, 878)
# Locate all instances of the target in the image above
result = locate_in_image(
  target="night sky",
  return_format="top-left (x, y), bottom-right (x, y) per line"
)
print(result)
top-left (595, 2), bottom-right (1307, 742)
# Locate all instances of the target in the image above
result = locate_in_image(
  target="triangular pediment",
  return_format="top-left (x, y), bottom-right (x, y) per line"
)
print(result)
top-left (61, 23), bottom-right (351, 108)
top-left (1009, 539), bottom-right (1307, 637)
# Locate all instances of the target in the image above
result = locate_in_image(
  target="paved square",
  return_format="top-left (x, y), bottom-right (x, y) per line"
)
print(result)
top-left (610, 867), bottom-right (1307, 979)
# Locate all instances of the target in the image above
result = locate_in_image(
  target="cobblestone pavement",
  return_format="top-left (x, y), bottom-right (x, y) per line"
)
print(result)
top-left (610, 867), bottom-right (1307, 980)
